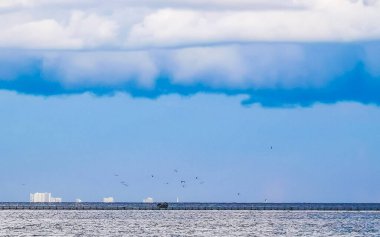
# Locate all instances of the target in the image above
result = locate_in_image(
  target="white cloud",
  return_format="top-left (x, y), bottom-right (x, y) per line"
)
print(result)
top-left (0, 0), bottom-right (31, 8)
top-left (165, 46), bottom-right (249, 88)
top-left (159, 44), bottom-right (362, 90)
top-left (0, 0), bottom-right (302, 11)
top-left (0, 0), bottom-right (379, 107)
top-left (127, 0), bottom-right (380, 48)
top-left (67, 11), bottom-right (119, 48)
top-left (0, 10), bottom-right (118, 49)
top-left (0, 0), bottom-right (379, 49)
top-left (41, 51), bottom-right (158, 88)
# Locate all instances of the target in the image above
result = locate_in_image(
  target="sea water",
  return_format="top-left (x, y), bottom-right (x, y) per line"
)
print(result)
top-left (0, 210), bottom-right (379, 236)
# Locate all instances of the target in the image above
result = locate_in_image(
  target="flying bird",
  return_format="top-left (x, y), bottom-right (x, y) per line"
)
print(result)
top-left (180, 180), bottom-right (186, 184)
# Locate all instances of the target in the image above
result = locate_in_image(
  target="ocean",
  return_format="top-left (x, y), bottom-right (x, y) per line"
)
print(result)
top-left (0, 209), bottom-right (380, 236)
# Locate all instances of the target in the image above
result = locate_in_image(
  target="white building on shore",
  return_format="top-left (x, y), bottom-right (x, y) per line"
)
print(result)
top-left (143, 197), bottom-right (154, 203)
top-left (103, 197), bottom-right (114, 203)
top-left (30, 193), bottom-right (62, 203)
top-left (49, 197), bottom-right (62, 203)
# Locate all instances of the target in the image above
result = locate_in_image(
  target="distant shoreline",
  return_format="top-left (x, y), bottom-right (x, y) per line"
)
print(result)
top-left (0, 203), bottom-right (379, 211)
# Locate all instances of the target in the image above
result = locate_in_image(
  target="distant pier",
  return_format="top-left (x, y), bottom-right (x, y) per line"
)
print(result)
top-left (0, 203), bottom-right (380, 211)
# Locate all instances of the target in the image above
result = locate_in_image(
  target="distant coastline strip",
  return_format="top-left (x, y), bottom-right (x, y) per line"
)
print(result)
top-left (0, 203), bottom-right (379, 211)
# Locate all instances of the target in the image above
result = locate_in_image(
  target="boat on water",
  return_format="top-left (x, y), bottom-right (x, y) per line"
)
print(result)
top-left (157, 202), bottom-right (169, 209)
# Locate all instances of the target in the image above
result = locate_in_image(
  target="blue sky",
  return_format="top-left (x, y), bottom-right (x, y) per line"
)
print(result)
top-left (1, 92), bottom-right (380, 202)
top-left (0, 0), bottom-right (380, 202)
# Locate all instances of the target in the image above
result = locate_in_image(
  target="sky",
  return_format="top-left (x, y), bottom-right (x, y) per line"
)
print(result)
top-left (0, 0), bottom-right (380, 202)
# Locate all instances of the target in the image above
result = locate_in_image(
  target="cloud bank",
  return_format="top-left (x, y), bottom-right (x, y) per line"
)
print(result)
top-left (0, 0), bottom-right (379, 106)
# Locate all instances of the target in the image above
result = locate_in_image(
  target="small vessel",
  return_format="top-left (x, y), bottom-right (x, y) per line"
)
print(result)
top-left (157, 202), bottom-right (169, 209)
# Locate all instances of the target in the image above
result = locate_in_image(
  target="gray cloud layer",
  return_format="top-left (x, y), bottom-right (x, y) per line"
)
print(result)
top-left (1, 42), bottom-right (379, 107)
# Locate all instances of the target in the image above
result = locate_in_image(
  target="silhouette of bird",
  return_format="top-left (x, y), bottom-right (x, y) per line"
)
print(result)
top-left (237, 193), bottom-right (240, 196)
top-left (174, 169), bottom-right (178, 173)
top-left (151, 175), bottom-right (154, 178)
top-left (195, 177), bottom-right (198, 180)
top-left (270, 146), bottom-right (273, 150)
top-left (180, 180), bottom-right (186, 184)
top-left (165, 182), bottom-right (169, 185)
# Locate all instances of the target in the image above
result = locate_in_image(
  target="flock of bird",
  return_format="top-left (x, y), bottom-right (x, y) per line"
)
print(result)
top-left (21, 146), bottom-right (274, 199)
top-left (113, 168), bottom-right (246, 199)
top-left (114, 168), bottom-right (207, 191)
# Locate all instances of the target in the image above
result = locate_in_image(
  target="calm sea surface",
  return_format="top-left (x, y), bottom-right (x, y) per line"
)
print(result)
top-left (0, 210), bottom-right (379, 236)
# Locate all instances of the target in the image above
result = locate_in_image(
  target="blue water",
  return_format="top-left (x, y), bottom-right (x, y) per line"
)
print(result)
top-left (0, 209), bottom-right (379, 236)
